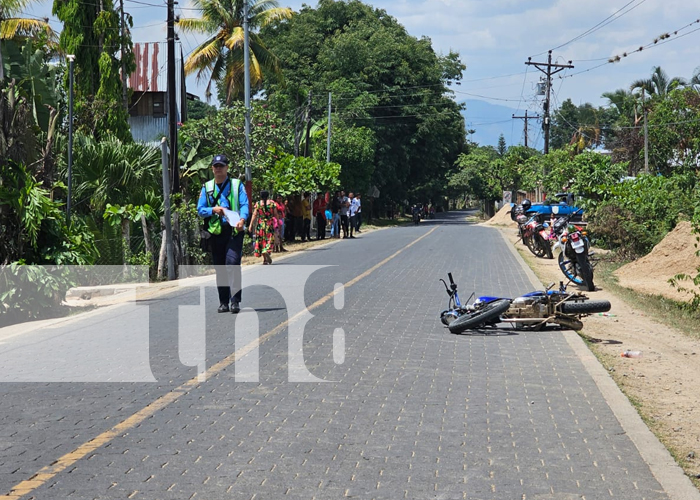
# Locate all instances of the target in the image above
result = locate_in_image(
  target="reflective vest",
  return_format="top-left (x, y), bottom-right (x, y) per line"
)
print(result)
top-left (204, 177), bottom-right (241, 235)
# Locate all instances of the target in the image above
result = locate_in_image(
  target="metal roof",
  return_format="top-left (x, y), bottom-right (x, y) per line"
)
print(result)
top-left (128, 42), bottom-right (183, 93)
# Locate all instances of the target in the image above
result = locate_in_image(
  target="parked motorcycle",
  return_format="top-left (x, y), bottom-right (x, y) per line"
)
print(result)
top-left (512, 200), bottom-right (553, 259)
top-left (551, 210), bottom-right (596, 291)
top-left (439, 272), bottom-right (610, 334)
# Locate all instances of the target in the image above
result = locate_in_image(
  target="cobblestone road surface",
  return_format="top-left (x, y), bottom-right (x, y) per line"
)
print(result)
top-left (0, 212), bottom-right (671, 499)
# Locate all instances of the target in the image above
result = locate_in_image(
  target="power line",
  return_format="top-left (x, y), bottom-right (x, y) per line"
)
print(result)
top-left (561, 17), bottom-right (700, 79)
top-left (125, 0), bottom-right (165, 7)
top-left (532, 0), bottom-right (647, 57)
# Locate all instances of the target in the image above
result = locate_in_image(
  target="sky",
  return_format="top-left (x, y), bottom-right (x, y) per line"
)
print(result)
top-left (25, 0), bottom-right (700, 147)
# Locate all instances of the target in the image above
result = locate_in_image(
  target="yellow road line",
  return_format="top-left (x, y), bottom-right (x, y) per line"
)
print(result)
top-left (4, 226), bottom-right (438, 499)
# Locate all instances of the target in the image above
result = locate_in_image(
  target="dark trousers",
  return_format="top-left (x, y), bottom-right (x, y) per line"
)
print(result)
top-left (356, 213), bottom-right (362, 231)
top-left (210, 226), bottom-right (244, 305)
top-left (349, 215), bottom-right (356, 236)
top-left (340, 214), bottom-right (349, 237)
top-left (294, 216), bottom-right (303, 240)
top-left (284, 215), bottom-right (292, 241)
top-left (316, 214), bottom-right (326, 239)
top-left (303, 218), bottom-right (311, 241)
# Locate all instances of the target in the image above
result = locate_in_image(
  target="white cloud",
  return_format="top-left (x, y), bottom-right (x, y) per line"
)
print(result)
top-left (27, 0), bottom-right (700, 109)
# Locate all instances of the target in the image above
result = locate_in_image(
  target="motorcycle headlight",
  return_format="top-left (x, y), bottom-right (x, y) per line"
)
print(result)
top-left (561, 236), bottom-right (567, 243)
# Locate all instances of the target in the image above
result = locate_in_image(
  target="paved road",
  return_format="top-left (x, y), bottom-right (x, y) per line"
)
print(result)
top-left (0, 212), bottom-right (675, 499)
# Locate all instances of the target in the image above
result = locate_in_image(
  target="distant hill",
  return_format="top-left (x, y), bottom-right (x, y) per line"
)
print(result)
top-left (460, 99), bottom-right (542, 150)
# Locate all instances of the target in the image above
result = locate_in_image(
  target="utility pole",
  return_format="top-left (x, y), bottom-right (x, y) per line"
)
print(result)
top-left (120, 0), bottom-right (127, 111)
top-left (643, 87), bottom-right (649, 174)
top-left (243, 0), bottom-right (251, 182)
top-left (512, 110), bottom-right (539, 148)
top-left (167, 0), bottom-right (179, 193)
top-left (326, 92), bottom-right (332, 163)
top-left (525, 51), bottom-right (573, 154)
top-left (160, 138), bottom-right (175, 280)
top-left (67, 55), bottom-right (75, 225)
top-left (243, 0), bottom-right (253, 210)
top-left (303, 90), bottom-right (312, 157)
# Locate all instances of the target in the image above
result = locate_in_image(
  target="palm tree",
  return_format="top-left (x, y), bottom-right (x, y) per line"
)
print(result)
top-left (630, 66), bottom-right (686, 97)
top-left (177, 0), bottom-right (292, 104)
top-left (0, 0), bottom-right (56, 80)
top-left (689, 66), bottom-right (700, 91)
top-left (602, 89), bottom-right (641, 125)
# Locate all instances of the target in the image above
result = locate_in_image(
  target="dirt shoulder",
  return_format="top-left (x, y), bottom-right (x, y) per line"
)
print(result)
top-left (490, 221), bottom-right (700, 487)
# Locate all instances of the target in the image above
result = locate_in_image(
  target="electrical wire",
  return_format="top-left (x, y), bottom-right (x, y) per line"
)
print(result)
top-left (560, 17), bottom-right (700, 79)
top-left (124, 0), bottom-right (165, 7)
top-left (531, 0), bottom-right (647, 57)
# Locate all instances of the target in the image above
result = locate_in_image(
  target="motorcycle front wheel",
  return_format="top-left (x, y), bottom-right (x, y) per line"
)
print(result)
top-left (448, 299), bottom-right (511, 334)
top-left (576, 253), bottom-right (595, 291)
top-left (558, 252), bottom-right (584, 285)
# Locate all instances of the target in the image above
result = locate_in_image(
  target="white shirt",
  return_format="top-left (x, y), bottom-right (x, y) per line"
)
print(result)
top-left (349, 198), bottom-right (360, 216)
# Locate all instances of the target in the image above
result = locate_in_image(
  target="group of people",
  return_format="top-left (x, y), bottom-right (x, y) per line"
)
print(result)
top-left (314, 190), bottom-right (363, 240)
top-left (197, 154), bottom-right (365, 314)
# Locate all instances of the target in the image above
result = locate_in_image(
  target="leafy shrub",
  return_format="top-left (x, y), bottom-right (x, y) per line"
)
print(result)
top-left (588, 203), bottom-right (663, 259)
top-left (589, 173), bottom-right (696, 258)
top-left (0, 263), bottom-right (76, 326)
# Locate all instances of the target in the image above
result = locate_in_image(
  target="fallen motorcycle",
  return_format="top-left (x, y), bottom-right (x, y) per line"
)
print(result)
top-left (439, 272), bottom-right (610, 334)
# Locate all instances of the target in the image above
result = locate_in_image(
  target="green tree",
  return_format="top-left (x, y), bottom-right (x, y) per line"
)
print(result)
top-left (630, 66), bottom-right (687, 98)
top-left (496, 134), bottom-right (507, 157)
top-left (53, 0), bottom-right (135, 140)
top-left (187, 97), bottom-right (217, 120)
top-left (550, 99), bottom-right (606, 151)
top-left (60, 133), bottom-right (162, 214)
top-left (0, 0), bottom-right (56, 80)
top-left (646, 87), bottom-right (700, 175)
top-left (178, 102), bottom-right (292, 198)
top-left (177, 0), bottom-right (292, 104)
top-left (261, 0), bottom-right (466, 206)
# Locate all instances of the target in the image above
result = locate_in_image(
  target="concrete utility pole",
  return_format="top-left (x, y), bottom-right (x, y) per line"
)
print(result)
top-left (303, 90), bottom-right (312, 157)
top-left (326, 92), bottom-right (332, 163)
top-left (512, 110), bottom-right (540, 148)
top-left (243, 0), bottom-right (251, 182)
top-left (67, 55), bottom-right (75, 225)
top-left (160, 138), bottom-right (175, 280)
top-left (167, 0), bottom-right (179, 193)
top-left (643, 87), bottom-right (649, 174)
top-left (525, 51), bottom-right (573, 154)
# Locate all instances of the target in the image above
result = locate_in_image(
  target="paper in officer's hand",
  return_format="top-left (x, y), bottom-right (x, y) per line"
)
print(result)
top-left (223, 208), bottom-right (241, 226)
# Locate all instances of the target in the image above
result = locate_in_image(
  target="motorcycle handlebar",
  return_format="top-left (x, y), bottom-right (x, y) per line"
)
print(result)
top-left (448, 273), bottom-right (455, 286)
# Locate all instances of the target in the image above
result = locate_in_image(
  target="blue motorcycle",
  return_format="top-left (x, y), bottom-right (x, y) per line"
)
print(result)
top-left (439, 273), bottom-right (610, 334)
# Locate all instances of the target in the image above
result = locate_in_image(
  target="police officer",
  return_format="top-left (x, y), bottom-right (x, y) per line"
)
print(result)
top-left (197, 154), bottom-right (249, 313)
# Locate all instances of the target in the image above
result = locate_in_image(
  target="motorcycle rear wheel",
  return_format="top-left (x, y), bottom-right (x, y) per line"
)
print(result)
top-left (448, 299), bottom-right (511, 334)
top-left (559, 300), bottom-right (611, 315)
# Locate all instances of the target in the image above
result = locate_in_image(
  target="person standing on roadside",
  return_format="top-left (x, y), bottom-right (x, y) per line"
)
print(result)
top-left (354, 193), bottom-right (362, 233)
top-left (339, 190), bottom-right (350, 239)
top-left (274, 194), bottom-right (287, 252)
top-left (347, 192), bottom-right (357, 238)
top-left (197, 154), bottom-right (249, 314)
top-left (312, 191), bottom-right (327, 240)
top-left (248, 190), bottom-right (278, 265)
top-left (301, 191), bottom-right (312, 242)
top-left (330, 190), bottom-right (341, 238)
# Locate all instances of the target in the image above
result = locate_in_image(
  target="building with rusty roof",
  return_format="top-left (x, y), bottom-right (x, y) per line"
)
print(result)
top-left (127, 42), bottom-right (188, 144)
